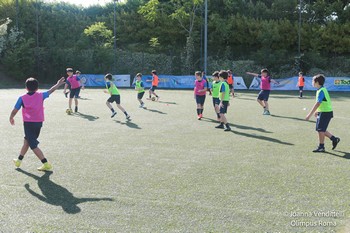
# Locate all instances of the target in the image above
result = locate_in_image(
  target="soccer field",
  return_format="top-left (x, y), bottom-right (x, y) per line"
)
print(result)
top-left (0, 88), bottom-right (349, 232)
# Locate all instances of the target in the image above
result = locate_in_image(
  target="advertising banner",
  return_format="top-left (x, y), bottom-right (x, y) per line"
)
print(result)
top-left (80, 74), bottom-right (131, 87)
top-left (249, 76), bottom-right (350, 91)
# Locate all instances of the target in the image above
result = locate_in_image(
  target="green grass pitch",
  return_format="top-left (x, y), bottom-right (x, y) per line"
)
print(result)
top-left (0, 88), bottom-right (349, 232)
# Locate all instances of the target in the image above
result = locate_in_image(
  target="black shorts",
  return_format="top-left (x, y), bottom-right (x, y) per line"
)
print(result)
top-left (137, 92), bottom-right (145, 100)
top-left (229, 84), bottom-right (233, 89)
top-left (150, 86), bottom-right (157, 92)
top-left (220, 101), bottom-right (229, 114)
top-left (107, 95), bottom-right (121, 104)
top-left (24, 122), bottom-right (43, 149)
top-left (257, 90), bottom-right (270, 101)
top-left (316, 111), bottom-right (333, 132)
top-left (69, 87), bottom-right (81, 99)
top-left (196, 95), bottom-right (206, 106)
top-left (299, 86), bottom-right (304, 91)
top-left (212, 97), bottom-right (220, 107)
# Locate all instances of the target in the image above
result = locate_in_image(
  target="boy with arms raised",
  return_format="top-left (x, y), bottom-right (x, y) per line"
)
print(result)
top-left (246, 68), bottom-right (279, 115)
top-left (11, 77), bottom-right (65, 171)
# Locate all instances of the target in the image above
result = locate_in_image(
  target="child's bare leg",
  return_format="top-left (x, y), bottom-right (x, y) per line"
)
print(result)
top-left (116, 104), bottom-right (126, 112)
top-left (106, 101), bottom-right (113, 110)
top-left (20, 139), bottom-right (30, 156)
top-left (325, 131), bottom-right (333, 139)
top-left (257, 99), bottom-right (265, 108)
top-left (220, 114), bottom-right (227, 124)
top-left (264, 101), bottom-right (269, 110)
top-left (69, 98), bottom-right (73, 109)
top-left (318, 132), bottom-right (326, 144)
top-left (32, 147), bottom-right (45, 161)
top-left (74, 98), bottom-right (78, 107)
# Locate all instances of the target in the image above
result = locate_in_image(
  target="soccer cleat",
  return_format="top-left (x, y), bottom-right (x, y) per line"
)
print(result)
top-left (312, 147), bottom-right (325, 153)
top-left (140, 103), bottom-right (145, 108)
top-left (215, 124), bottom-right (224, 129)
top-left (75, 106), bottom-right (78, 113)
top-left (126, 115), bottom-right (131, 120)
top-left (37, 162), bottom-right (52, 171)
top-left (263, 110), bottom-right (270, 115)
top-left (156, 96), bottom-right (160, 101)
top-left (111, 112), bottom-right (117, 118)
top-left (224, 127), bottom-right (231, 132)
top-left (13, 159), bottom-right (21, 168)
top-left (332, 137), bottom-right (340, 150)
top-left (197, 114), bottom-right (202, 120)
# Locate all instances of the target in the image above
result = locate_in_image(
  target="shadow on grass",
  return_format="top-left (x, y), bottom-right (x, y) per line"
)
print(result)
top-left (230, 130), bottom-right (294, 145)
top-left (158, 100), bottom-right (177, 105)
top-left (271, 114), bottom-right (316, 123)
top-left (114, 119), bottom-right (141, 129)
top-left (325, 150), bottom-right (350, 160)
top-left (201, 117), bottom-right (272, 133)
top-left (73, 112), bottom-right (99, 121)
top-left (143, 107), bottom-right (167, 115)
top-left (16, 169), bottom-right (114, 214)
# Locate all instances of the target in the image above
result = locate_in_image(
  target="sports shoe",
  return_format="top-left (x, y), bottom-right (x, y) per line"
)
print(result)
top-left (263, 110), bottom-right (270, 115)
top-left (197, 114), bottom-right (202, 120)
top-left (140, 103), bottom-right (145, 108)
top-left (13, 159), bottom-right (21, 168)
top-left (215, 124), bottom-right (224, 129)
top-left (75, 106), bottom-right (78, 113)
top-left (111, 112), bottom-right (117, 118)
top-left (156, 96), bottom-right (160, 101)
top-left (224, 127), bottom-right (231, 132)
top-left (312, 147), bottom-right (325, 153)
top-left (126, 114), bottom-right (131, 120)
top-left (37, 162), bottom-right (52, 171)
top-left (332, 137), bottom-right (340, 150)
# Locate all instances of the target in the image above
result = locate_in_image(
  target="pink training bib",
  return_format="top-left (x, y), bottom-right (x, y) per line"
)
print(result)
top-left (21, 92), bottom-right (44, 122)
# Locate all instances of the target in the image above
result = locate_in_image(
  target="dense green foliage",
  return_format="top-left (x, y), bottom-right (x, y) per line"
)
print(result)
top-left (0, 0), bottom-right (349, 81)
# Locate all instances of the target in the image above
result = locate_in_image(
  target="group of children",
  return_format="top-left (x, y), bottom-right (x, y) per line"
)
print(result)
top-left (9, 68), bottom-right (340, 171)
top-left (194, 70), bottom-right (232, 131)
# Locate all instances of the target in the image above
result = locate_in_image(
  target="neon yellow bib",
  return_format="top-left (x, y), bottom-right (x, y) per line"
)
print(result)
top-left (316, 87), bottom-right (332, 112)
top-left (212, 81), bottom-right (221, 98)
top-left (219, 82), bottom-right (230, 101)
top-left (106, 81), bottom-right (119, 95)
top-left (135, 80), bottom-right (145, 93)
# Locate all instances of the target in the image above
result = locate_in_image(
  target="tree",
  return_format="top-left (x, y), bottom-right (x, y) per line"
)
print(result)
top-left (84, 22), bottom-right (113, 47)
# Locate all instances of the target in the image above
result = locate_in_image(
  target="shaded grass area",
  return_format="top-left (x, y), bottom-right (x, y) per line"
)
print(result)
top-left (0, 89), bottom-right (349, 232)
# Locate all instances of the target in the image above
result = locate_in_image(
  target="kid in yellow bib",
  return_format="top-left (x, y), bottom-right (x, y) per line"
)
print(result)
top-left (215, 70), bottom-right (231, 132)
top-left (104, 73), bottom-right (130, 119)
top-left (305, 74), bottom-right (340, 152)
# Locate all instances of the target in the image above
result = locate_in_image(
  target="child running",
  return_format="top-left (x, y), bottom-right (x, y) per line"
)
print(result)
top-left (246, 68), bottom-right (279, 115)
top-left (63, 68), bottom-right (84, 113)
top-left (147, 70), bottom-right (160, 101)
top-left (305, 74), bottom-right (340, 152)
top-left (210, 71), bottom-right (222, 121)
top-left (194, 71), bottom-right (207, 120)
top-left (297, 71), bottom-right (305, 98)
top-left (104, 73), bottom-right (130, 119)
top-left (10, 77), bottom-right (66, 171)
top-left (215, 70), bottom-right (231, 131)
top-left (135, 73), bottom-right (145, 108)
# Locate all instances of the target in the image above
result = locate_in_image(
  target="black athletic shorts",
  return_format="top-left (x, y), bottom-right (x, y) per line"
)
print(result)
top-left (69, 87), bottom-right (81, 99)
top-left (24, 122), bottom-right (43, 149)
top-left (107, 95), bottom-right (121, 104)
top-left (316, 111), bottom-right (333, 132)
